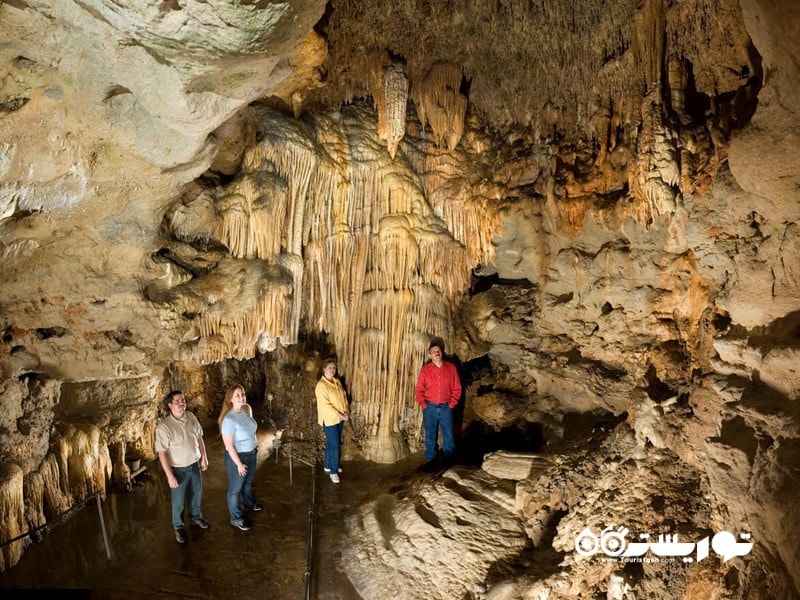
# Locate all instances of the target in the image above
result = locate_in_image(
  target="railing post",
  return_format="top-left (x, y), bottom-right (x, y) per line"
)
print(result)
top-left (95, 493), bottom-right (112, 561)
top-left (304, 463), bottom-right (316, 600)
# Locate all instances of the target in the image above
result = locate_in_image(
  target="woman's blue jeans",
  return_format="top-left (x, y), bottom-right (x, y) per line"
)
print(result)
top-left (323, 421), bottom-right (344, 473)
top-left (423, 403), bottom-right (454, 462)
top-left (170, 461), bottom-right (203, 529)
top-left (223, 449), bottom-right (257, 521)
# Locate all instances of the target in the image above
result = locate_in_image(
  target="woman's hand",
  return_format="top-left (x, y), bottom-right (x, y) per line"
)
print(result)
top-left (237, 463), bottom-right (248, 476)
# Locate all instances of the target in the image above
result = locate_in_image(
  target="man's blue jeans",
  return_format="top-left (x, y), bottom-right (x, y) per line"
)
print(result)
top-left (170, 461), bottom-right (203, 529)
top-left (423, 403), bottom-right (454, 462)
top-left (323, 421), bottom-right (344, 473)
top-left (223, 449), bottom-right (257, 522)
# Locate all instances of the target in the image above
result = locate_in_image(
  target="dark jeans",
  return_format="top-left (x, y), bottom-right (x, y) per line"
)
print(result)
top-left (170, 461), bottom-right (203, 530)
top-left (223, 449), bottom-right (257, 522)
top-left (423, 403), bottom-right (454, 462)
top-left (323, 421), bottom-right (344, 473)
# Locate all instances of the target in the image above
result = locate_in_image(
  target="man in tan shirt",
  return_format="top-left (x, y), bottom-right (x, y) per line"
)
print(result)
top-left (155, 390), bottom-right (210, 544)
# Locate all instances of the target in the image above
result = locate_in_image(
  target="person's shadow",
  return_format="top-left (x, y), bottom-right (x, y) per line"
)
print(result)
top-left (449, 353), bottom-right (466, 432)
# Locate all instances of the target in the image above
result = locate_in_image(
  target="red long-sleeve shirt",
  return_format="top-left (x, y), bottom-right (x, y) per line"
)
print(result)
top-left (415, 360), bottom-right (462, 409)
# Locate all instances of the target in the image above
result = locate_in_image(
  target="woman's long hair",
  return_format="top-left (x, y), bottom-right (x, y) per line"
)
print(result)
top-left (217, 384), bottom-right (246, 429)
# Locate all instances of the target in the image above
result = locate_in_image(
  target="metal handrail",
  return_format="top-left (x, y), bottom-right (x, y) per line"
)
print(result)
top-left (280, 435), bottom-right (319, 600)
top-left (0, 491), bottom-right (112, 561)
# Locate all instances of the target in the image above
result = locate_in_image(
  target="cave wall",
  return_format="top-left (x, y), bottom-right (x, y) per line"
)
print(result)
top-left (0, 0), bottom-right (799, 595)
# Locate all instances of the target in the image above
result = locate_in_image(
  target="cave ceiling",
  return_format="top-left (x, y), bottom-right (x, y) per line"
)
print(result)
top-left (1, 0), bottom-right (800, 594)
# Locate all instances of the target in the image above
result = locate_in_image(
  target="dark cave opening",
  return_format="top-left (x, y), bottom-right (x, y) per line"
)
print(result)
top-left (469, 271), bottom-right (535, 296)
top-left (644, 364), bottom-right (677, 402)
top-left (458, 420), bottom-right (545, 466)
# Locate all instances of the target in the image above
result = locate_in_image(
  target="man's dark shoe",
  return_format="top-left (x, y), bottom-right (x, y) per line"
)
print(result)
top-left (175, 528), bottom-right (188, 544)
top-left (191, 518), bottom-right (211, 529)
top-left (421, 460), bottom-right (438, 473)
top-left (231, 519), bottom-right (252, 531)
top-left (249, 503), bottom-right (263, 512)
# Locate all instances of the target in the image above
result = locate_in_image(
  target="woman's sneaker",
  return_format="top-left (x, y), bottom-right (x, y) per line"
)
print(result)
top-left (323, 468), bottom-right (342, 473)
top-left (231, 519), bottom-right (252, 531)
top-left (330, 473), bottom-right (340, 483)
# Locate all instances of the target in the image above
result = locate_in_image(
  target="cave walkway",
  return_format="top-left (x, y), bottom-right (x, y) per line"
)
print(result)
top-left (0, 431), bottom-right (421, 599)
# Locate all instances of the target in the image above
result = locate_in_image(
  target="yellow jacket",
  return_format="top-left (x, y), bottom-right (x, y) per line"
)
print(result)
top-left (316, 376), bottom-right (348, 426)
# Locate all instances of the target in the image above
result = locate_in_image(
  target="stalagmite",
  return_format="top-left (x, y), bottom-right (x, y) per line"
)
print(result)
top-left (0, 464), bottom-right (25, 572)
top-left (38, 453), bottom-right (69, 517)
top-left (412, 63), bottom-right (468, 151)
top-left (53, 423), bottom-right (112, 501)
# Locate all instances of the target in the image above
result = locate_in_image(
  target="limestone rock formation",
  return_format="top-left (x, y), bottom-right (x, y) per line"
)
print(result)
top-left (1, 0), bottom-right (799, 597)
top-left (342, 467), bottom-right (529, 600)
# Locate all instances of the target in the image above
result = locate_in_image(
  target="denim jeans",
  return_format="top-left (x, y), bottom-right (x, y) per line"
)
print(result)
top-left (323, 421), bottom-right (344, 473)
top-left (423, 403), bottom-right (454, 462)
top-left (170, 461), bottom-right (203, 529)
top-left (224, 449), bottom-right (257, 522)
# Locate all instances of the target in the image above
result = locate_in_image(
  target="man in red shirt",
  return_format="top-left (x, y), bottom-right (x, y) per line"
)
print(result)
top-left (415, 339), bottom-right (462, 465)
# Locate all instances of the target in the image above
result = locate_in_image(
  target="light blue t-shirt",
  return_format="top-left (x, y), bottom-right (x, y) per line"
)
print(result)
top-left (221, 410), bottom-right (258, 453)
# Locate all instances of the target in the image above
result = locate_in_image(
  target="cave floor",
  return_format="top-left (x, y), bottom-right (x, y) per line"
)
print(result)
top-left (0, 432), bottom-right (425, 599)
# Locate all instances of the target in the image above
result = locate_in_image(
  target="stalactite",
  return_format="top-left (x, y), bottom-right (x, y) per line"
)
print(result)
top-left (303, 238), bottom-right (327, 331)
top-left (252, 190), bottom-right (287, 259)
top-left (192, 282), bottom-right (293, 363)
top-left (154, 103), bottom-right (494, 461)
top-left (278, 252), bottom-right (304, 346)
top-left (411, 62), bottom-right (468, 151)
top-left (168, 258), bottom-right (294, 364)
top-left (218, 193), bottom-right (251, 258)
top-left (374, 61), bottom-right (409, 159)
top-left (667, 54), bottom-right (688, 124)
top-left (636, 0), bottom-right (666, 93)
top-left (257, 124), bottom-right (318, 255)
top-left (168, 192), bottom-right (218, 244)
top-left (367, 215), bottom-right (419, 291)
top-left (417, 227), bottom-right (469, 297)
top-left (630, 90), bottom-right (680, 222)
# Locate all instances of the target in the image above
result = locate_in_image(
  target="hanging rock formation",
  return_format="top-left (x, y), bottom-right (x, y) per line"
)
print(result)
top-left (1, 0), bottom-right (799, 596)
top-left (149, 103), bottom-right (501, 463)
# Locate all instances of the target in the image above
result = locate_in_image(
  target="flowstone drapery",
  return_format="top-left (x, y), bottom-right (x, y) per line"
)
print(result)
top-left (151, 103), bottom-right (501, 462)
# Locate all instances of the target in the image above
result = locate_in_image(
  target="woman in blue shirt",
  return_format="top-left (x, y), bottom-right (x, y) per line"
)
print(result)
top-left (218, 384), bottom-right (262, 531)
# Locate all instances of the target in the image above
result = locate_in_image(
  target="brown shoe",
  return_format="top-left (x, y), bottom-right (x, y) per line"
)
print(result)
top-left (175, 528), bottom-right (188, 544)
top-left (191, 518), bottom-right (211, 529)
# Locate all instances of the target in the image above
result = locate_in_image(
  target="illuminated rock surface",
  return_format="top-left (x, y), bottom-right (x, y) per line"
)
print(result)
top-left (1, 0), bottom-right (799, 597)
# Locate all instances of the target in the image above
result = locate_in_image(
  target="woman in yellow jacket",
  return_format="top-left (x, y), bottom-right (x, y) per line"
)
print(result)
top-left (315, 358), bottom-right (349, 483)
